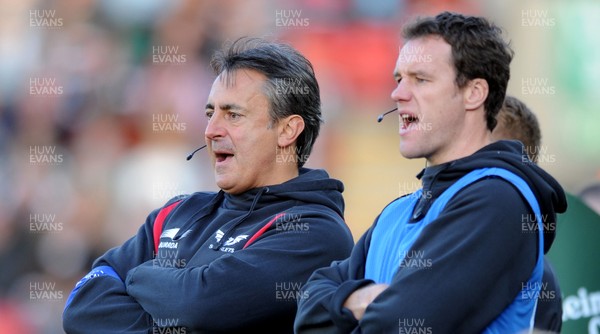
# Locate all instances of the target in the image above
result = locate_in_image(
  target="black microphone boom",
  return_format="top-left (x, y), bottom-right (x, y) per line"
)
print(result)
top-left (377, 107), bottom-right (398, 123)
top-left (186, 145), bottom-right (207, 161)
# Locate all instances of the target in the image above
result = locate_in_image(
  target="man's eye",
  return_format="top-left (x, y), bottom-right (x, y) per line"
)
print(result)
top-left (416, 77), bottom-right (426, 83)
top-left (205, 111), bottom-right (213, 119)
top-left (229, 112), bottom-right (241, 120)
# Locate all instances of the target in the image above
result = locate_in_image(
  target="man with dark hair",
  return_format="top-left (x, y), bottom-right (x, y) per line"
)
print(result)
top-left (209, 38), bottom-right (322, 169)
top-left (295, 12), bottom-right (567, 333)
top-left (63, 37), bottom-right (353, 333)
top-left (492, 95), bottom-right (562, 333)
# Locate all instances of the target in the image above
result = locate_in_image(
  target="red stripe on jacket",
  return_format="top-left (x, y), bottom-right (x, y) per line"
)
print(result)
top-left (243, 212), bottom-right (286, 249)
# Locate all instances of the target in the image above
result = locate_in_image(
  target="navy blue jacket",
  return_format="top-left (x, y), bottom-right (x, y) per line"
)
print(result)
top-left (63, 168), bottom-right (354, 333)
top-left (294, 141), bottom-right (567, 333)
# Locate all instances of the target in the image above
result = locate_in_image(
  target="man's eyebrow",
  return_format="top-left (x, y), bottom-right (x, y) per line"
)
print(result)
top-left (220, 103), bottom-right (245, 111)
top-left (205, 103), bottom-right (245, 111)
top-left (394, 69), bottom-right (430, 78)
top-left (408, 69), bottom-right (430, 77)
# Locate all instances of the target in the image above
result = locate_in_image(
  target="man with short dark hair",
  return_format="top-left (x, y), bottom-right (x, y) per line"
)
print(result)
top-left (295, 12), bottom-right (567, 333)
top-left (63, 37), bottom-right (354, 333)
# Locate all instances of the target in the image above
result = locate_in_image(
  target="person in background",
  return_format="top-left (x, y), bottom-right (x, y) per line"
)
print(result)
top-left (493, 95), bottom-right (541, 162)
top-left (579, 183), bottom-right (600, 215)
top-left (492, 95), bottom-right (562, 333)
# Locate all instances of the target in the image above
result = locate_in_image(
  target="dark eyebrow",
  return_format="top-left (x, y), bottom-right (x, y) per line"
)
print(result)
top-left (205, 103), bottom-right (245, 111)
top-left (408, 70), bottom-right (429, 77)
top-left (394, 69), bottom-right (430, 79)
top-left (219, 103), bottom-right (245, 111)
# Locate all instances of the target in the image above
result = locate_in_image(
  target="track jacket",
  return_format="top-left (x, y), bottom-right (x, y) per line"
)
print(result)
top-left (63, 168), bottom-right (354, 333)
top-left (294, 140), bottom-right (567, 333)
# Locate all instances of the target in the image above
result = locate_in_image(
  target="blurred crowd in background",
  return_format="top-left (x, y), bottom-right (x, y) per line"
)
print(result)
top-left (1, 0), bottom-right (599, 333)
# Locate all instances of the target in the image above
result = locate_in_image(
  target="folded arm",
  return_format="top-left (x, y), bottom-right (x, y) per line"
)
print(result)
top-left (62, 208), bottom-right (160, 333)
top-left (126, 213), bottom-right (354, 332)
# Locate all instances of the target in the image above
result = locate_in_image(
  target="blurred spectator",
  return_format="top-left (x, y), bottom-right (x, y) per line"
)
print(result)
top-left (491, 95), bottom-right (562, 333)
top-left (579, 183), bottom-right (600, 215)
top-left (492, 95), bottom-right (541, 162)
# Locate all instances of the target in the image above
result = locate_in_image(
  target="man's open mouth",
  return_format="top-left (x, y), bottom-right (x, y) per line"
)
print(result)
top-left (215, 152), bottom-right (234, 163)
top-left (401, 113), bottom-right (419, 129)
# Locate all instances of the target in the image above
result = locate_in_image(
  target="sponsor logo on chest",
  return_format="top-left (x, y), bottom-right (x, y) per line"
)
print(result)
top-left (209, 229), bottom-right (249, 253)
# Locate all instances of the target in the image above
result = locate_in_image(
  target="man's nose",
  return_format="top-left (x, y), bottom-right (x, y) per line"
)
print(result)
top-left (205, 112), bottom-right (225, 140)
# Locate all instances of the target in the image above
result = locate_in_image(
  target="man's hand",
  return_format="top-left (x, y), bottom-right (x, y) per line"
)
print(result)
top-left (343, 283), bottom-right (389, 321)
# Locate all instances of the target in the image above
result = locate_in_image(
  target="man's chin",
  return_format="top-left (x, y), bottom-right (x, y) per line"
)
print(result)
top-left (216, 177), bottom-right (249, 195)
top-left (399, 147), bottom-right (421, 160)
top-left (215, 176), bottom-right (233, 192)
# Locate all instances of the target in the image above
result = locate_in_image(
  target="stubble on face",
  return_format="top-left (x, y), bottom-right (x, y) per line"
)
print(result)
top-left (393, 36), bottom-right (466, 165)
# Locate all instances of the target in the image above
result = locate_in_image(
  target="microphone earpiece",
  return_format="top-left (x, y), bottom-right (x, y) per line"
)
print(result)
top-left (377, 108), bottom-right (398, 123)
top-left (186, 145), bottom-right (207, 161)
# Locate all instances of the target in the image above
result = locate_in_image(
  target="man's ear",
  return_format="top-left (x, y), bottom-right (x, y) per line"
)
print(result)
top-left (277, 115), bottom-right (305, 147)
top-left (464, 78), bottom-right (488, 111)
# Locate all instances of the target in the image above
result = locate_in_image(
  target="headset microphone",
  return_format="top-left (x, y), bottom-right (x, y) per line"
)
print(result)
top-left (377, 107), bottom-right (398, 123)
top-left (186, 145), bottom-right (207, 161)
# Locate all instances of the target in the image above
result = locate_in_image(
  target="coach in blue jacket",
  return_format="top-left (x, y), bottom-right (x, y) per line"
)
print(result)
top-left (63, 37), bottom-right (353, 333)
top-left (295, 12), bottom-right (567, 333)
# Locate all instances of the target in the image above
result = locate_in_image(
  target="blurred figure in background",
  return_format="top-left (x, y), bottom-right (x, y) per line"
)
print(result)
top-left (492, 95), bottom-right (562, 333)
top-left (492, 95), bottom-right (541, 162)
top-left (579, 183), bottom-right (600, 215)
